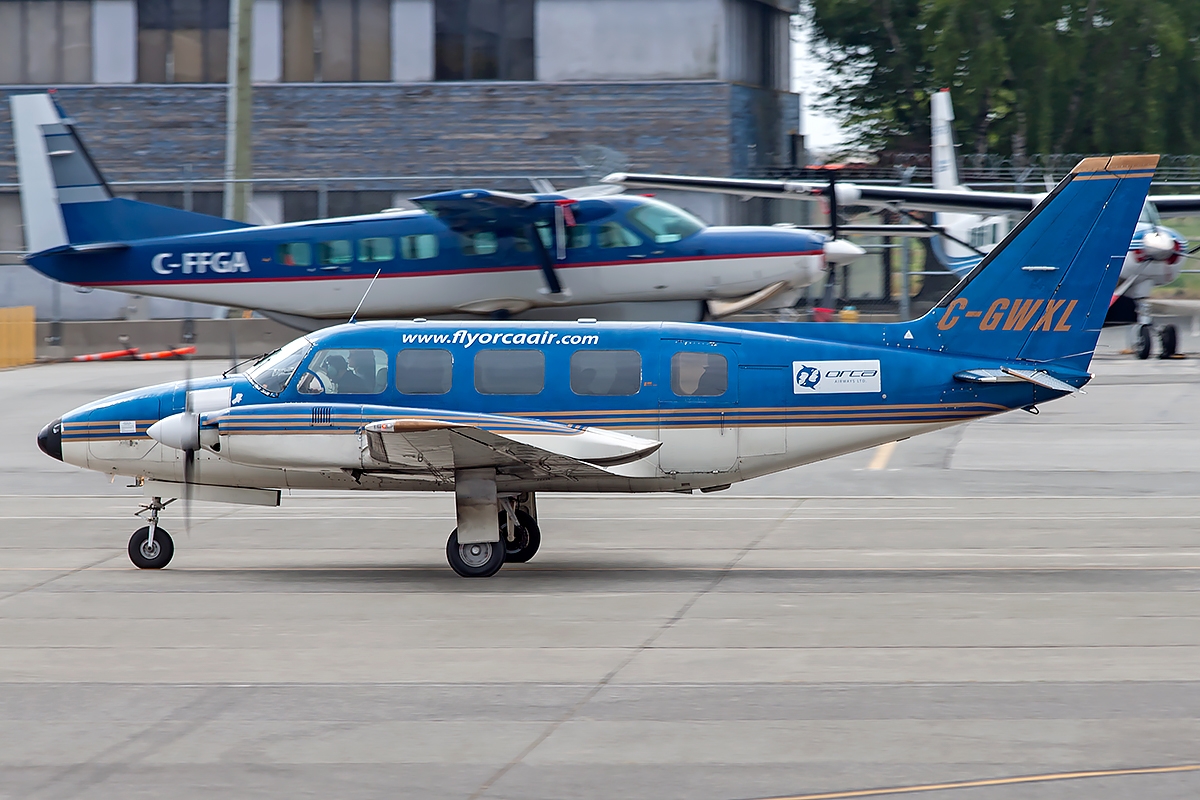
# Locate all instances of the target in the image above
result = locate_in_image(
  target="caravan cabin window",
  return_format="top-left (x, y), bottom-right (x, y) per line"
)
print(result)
top-left (570, 350), bottom-right (642, 396)
top-left (276, 242), bottom-right (311, 267)
top-left (396, 348), bottom-right (453, 395)
top-left (671, 352), bottom-right (727, 397)
top-left (474, 349), bottom-right (544, 395)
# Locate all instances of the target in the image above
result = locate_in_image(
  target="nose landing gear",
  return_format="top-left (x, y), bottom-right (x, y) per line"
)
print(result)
top-left (129, 496), bottom-right (175, 569)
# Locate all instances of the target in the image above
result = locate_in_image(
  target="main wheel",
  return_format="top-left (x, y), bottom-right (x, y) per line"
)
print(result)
top-left (128, 526), bottom-right (174, 569)
top-left (502, 509), bottom-right (541, 563)
top-left (446, 530), bottom-right (504, 578)
top-left (1135, 324), bottom-right (1152, 360)
top-left (1160, 324), bottom-right (1179, 359)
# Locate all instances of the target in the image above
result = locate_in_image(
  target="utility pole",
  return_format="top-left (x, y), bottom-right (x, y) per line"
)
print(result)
top-left (223, 0), bottom-right (253, 222)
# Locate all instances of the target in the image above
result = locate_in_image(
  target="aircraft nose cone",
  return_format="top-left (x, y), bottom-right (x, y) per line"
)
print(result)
top-left (37, 419), bottom-right (63, 462)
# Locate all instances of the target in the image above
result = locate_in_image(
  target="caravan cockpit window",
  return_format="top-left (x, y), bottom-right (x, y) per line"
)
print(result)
top-left (297, 348), bottom-right (388, 395)
top-left (245, 337), bottom-right (311, 395)
top-left (596, 222), bottom-right (642, 248)
top-left (627, 200), bottom-right (705, 243)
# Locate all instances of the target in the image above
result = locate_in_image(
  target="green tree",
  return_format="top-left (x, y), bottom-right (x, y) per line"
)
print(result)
top-left (808, 0), bottom-right (1200, 155)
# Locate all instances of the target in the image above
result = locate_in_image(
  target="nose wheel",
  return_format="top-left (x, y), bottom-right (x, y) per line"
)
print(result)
top-left (129, 496), bottom-right (175, 569)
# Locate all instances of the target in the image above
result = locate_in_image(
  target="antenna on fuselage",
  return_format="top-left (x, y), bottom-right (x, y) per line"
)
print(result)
top-left (349, 269), bottom-right (383, 324)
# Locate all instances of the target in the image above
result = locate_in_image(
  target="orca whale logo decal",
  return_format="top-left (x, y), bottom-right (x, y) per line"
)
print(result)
top-left (793, 360), bottom-right (882, 394)
top-left (794, 365), bottom-right (822, 390)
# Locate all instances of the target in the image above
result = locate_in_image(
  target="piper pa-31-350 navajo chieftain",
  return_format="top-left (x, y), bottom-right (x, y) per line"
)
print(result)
top-left (11, 92), bottom-right (851, 324)
top-left (37, 156), bottom-right (1155, 577)
top-left (608, 90), bottom-right (1200, 355)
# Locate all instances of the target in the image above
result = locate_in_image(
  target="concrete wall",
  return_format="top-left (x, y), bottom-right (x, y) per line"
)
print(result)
top-left (537, 0), bottom-right (723, 81)
top-left (0, 83), bottom-right (738, 185)
top-left (36, 317), bottom-right (298, 360)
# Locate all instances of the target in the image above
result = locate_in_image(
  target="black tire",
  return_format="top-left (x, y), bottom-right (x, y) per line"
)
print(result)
top-left (502, 509), bottom-right (541, 563)
top-left (1135, 324), bottom-right (1152, 360)
top-left (446, 530), bottom-right (504, 578)
top-left (128, 526), bottom-right (174, 569)
top-left (1160, 324), bottom-right (1178, 359)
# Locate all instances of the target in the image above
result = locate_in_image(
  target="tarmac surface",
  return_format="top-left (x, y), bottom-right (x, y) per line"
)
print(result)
top-left (2, 330), bottom-right (1200, 799)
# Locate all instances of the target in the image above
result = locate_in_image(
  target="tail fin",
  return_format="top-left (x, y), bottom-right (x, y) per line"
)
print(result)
top-left (10, 93), bottom-right (247, 254)
top-left (930, 89), bottom-right (960, 190)
top-left (914, 155), bottom-right (1157, 370)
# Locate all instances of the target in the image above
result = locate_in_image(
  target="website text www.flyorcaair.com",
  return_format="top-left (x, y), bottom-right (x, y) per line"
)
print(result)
top-left (400, 330), bottom-right (601, 349)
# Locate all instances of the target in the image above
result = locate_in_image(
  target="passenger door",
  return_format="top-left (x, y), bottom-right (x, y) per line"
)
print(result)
top-left (657, 341), bottom-right (739, 474)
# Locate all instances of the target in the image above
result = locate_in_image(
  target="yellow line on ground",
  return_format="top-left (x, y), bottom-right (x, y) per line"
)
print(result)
top-left (755, 764), bottom-right (1200, 800)
top-left (867, 441), bottom-right (898, 470)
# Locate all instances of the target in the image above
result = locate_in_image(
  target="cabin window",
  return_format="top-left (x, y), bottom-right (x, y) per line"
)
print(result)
top-left (596, 222), bottom-right (642, 249)
top-left (401, 234), bottom-right (439, 260)
top-left (317, 240), bottom-right (354, 266)
top-left (474, 349), bottom-right (544, 395)
top-left (358, 237), bottom-right (395, 262)
top-left (461, 231), bottom-right (498, 256)
top-left (396, 348), bottom-right (453, 395)
top-left (276, 242), bottom-right (312, 267)
top-left (533, 221), bottom-right (591, 250)
top-left (297, 348), bottom-right (388, 395)
top-left (627, 201), bottom-right (705, 243)
top-left (671, 352), bottom-right (727, 397)
top-left (570, 350), bottom-right (641, 396)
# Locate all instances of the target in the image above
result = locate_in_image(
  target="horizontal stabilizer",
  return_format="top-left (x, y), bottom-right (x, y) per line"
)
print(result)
top-left (954, 367), bottom-right (1084, 394)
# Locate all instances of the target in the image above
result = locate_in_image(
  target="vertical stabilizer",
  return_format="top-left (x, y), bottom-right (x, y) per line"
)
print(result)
top-left (931, 89), bottom-right (960, 190)
top-left (917, 156), bottom-right (1157, 370)
top-left (11, 94), bottom-right (71, 253)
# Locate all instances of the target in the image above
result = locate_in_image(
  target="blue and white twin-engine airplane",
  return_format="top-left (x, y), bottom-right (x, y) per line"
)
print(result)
top-left (11, 92), bottom-right (846, 323)
top-left (37, 155), bottom-right (1156, 577)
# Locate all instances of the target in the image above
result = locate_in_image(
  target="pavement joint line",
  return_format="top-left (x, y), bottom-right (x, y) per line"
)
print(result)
top-left (0, 552), bottom-right (120, 606)
top-left (465, 498), bottom-right (808, 800)
top-left (748, 763), bottom-right (1200, 800)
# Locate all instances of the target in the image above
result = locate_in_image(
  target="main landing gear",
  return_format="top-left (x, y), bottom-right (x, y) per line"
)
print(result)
top-left (129, 496), bottom-right (175, 569)
top-left (445, 489), bottom-right (541, 578)
top-left (1133, 323), bottom-right (1179, 360)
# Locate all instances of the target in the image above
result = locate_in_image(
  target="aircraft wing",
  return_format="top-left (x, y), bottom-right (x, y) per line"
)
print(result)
top-left (1151, 195), bottom-right (1200, 215)
top-left (410, 188), bottom-right (541, 234)
top-left (363, 417), bottom-right (661, 482)
top-left (602, 172), bottom-right (1042, 215)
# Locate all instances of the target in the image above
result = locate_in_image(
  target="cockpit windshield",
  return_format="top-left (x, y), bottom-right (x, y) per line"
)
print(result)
top-left (626, 198), bottom-right (706, 243)
top-left (244, 337), bottom-right (312, 396)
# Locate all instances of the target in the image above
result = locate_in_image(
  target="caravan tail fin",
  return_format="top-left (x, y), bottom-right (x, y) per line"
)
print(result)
top-left (930, 89), bottom-right (960, 190)
top-left (912, 155), bottom-right (1157, 371)
top-left (11, 93), bottom-right (248, 255)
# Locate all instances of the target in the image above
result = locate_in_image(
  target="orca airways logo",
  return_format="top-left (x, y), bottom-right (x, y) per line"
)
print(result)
top-left (793, 360), bottom-right (882, 394)
top-left (152, 252), bottom-right (250, 276)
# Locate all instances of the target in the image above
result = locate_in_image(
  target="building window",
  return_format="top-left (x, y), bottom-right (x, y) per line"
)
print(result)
top-left (0, 1), bottom-right (93, 84)
top-left (282, 0), bottom-right (391, 82)
top-left (435, 0), bottom-right (534, 81)
top-left (137, 0), bottom-right (228, 83)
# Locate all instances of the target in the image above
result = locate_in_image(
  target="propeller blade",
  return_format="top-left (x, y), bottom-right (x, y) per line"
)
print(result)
top-left (529, 222), bottom-right (565, 295)
top-left (183, 347), bottom-right (194, 537)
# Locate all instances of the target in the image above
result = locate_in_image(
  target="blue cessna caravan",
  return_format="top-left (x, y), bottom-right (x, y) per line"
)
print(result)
top-left (37, 155), bottom-right (1155, 577)
top-left (11, 92), bottom-right (838, 324)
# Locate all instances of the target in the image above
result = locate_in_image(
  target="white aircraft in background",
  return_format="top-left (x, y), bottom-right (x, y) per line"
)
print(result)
top-left (605, 89), bottom-right (1200, 358)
